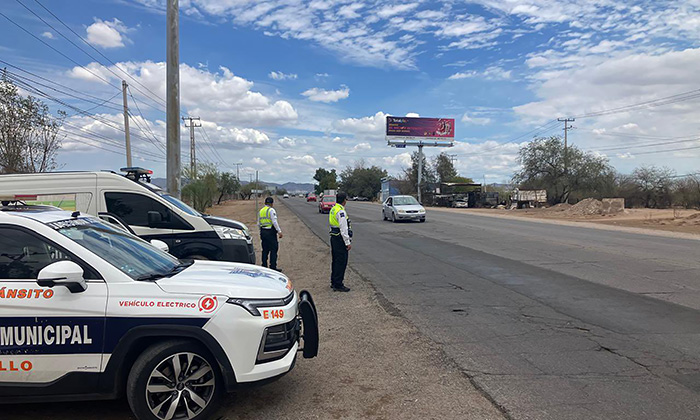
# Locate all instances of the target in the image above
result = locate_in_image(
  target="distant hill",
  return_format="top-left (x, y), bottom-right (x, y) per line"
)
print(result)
top-left (150, 177), bottom-right (313, 193)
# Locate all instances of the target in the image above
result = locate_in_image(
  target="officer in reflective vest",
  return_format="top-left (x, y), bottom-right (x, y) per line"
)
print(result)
top-left (329, 191), bottom-right (352, 292)
top-left (259, 197), bottom-right (283, 271)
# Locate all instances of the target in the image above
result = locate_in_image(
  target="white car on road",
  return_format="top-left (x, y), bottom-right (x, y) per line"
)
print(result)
top-left (0, 204), bottom-right (318, 420)
top-left (382, 195), bottom-right (426, 223)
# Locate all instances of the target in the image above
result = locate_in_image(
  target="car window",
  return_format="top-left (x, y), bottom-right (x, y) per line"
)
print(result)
top-left (105, 192), bottom-right (191, 230)
top-left (55, 218), bottom-right (180, 280)
top-left (323, 196), bottom-right (336, 202)
top-left (394, 196), bottom-right (419, 206)
top-left (0, 227), bottom-right (93, 279)
top-left (387, 198), bottom-right (392, 206)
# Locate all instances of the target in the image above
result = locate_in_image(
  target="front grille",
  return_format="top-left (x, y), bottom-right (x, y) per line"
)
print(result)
top-left (256, 318), bottom-right (299, 364)
top-left (406, 210), bottom-right (418, 213)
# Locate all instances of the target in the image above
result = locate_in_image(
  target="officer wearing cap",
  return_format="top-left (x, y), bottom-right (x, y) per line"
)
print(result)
top-left (329, 191), bottom-right (351, 292)
top-left (259, 196), bottom-right (283, 271)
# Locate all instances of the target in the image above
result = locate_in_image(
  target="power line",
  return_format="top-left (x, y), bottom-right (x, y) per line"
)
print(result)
top-left (0, 11), bottom-right (121, 92)
top-left (22, 0), bottom-right (167, 112)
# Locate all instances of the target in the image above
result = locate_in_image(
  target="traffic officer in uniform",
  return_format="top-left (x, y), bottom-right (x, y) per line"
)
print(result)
top-left (259, 196), bottom-right (283, 271)
top-left (329, 191), bottom-right (351, 292)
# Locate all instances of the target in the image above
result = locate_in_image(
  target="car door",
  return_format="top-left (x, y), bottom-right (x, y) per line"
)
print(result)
top-left (384, 197), bottom-right (393, 216)
top-left (0, 225), bottom-right (107, 392)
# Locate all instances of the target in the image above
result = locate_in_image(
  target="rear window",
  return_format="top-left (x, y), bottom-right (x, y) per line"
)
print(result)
top-left (323, 196), bottom-right (336, 202)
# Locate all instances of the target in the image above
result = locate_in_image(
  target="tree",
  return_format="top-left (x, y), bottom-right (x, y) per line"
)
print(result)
top-left (402, 150), bottom-right (436, 197)
top-left (274, 187), bottom-right (288, 196)
top-left (339, 160), bottom-right (387, 199)
top-left (182, 172), bottom-right (218, 212)
top-left (217, 172), bottom-right (240, 204)
top-left (240, 181), bottom-right (266, 200)
top-left (673, 175), bottom-right (700, 209)
top-left (0, 71), bottom-right (64, 173)
top-left (630, 166), bottom-right (675, 208)
top-left (513, 136), bottom-right (615, 204)
top-left (433, 153), bottom-right (457, 183)
top-left (313, 168), bottom-right (338, 194)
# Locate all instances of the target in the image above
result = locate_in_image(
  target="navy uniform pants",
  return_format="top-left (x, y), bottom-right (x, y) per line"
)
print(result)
top-left (330, 234), bottom-right (348, 288)
top-left (260, 228), bottom-right (279, 270)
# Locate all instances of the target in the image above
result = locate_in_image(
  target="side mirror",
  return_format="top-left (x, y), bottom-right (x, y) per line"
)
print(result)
top-left (147, 211), bottom-right (162, 228)
top-left (150, 239), bottom-right (169, 253)
top-left (37, 261), bottom-right (87, 293)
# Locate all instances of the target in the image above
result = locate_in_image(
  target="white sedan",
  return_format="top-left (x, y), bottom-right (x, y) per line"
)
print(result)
top-left (382, 195), bottom-right (426, 223)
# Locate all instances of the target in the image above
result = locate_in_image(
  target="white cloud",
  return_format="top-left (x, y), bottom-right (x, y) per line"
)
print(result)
top-left (333, 111), bottom-right (387, 137)
top-left (461, 114), bottom-right (492, 125)
top-left (383, 152), bottom-right (412, 168)
top-left (377, 3), bottom-right (420, 19)
top-left (301, 86), bottom-right (350, 103)
top-left (405, 112), bottom-right (420, 117)
top-left (324, 155), bottom-right (340, 166)
top-left (86, 18), bottom-right (130, 49)
top-left (269, 71), bottom-right (298, 80)
top-left (68, 61), bottom-right (298, 127)
top-left (41, 31), bottom-right (54, 39)
top-left (449, 66), bottom-right (511, 80)
top-left (251, 157), bottom-right (267, 165)
top-left (346, 142), bottom-right (371, 153)
top-left (283, 155), bottom-right (317, 166)
top-left (278, 136), bottom-right (307, 147)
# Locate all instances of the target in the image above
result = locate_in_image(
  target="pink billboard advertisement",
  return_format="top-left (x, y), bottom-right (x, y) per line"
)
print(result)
top-left (386, 116), bottom-right (455, 139)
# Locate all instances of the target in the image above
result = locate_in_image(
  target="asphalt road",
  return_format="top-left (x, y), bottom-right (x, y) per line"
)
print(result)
top-left (284, 198), bottom-right (700, 420)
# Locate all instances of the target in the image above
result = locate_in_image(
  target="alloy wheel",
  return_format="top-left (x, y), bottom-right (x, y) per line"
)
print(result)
top-left (145, 352), bottom-right (216, 420)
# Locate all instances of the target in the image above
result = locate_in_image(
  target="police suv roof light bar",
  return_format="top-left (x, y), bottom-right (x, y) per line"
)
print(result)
top-left (121, 167), bottom-right (153, 183)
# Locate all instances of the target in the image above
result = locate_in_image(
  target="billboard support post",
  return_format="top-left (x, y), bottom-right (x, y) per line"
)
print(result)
top-left (386, 116), bottom-right (455, 203)
top-left (417, 145), bottom-right (423, 203)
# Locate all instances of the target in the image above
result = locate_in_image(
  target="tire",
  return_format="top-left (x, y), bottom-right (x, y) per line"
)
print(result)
top-left (127, 340), bottom-right (223, 420)
top-left (391, 212), bottom-right (397, 223)
top-left (420, 218), bottom-right (426, 223)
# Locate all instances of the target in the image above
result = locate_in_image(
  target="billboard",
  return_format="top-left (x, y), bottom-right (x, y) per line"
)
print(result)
top-left (386, 116), bottom-right (455, 139)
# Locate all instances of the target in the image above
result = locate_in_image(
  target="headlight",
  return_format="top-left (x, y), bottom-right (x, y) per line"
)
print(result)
top-left (419, 208), bottom-right (425, 213)
top-left (213, 225), bottom-right (246, 240)
top-left (227, 292), bottom-right (294, 316)
top-left (398, 209), bottom-right (406, 214)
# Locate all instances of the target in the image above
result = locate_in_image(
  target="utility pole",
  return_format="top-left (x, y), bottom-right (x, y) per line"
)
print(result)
top-left (417, 145), bottom-right (424, 203)
top-left (233, 162), bottom-right (243, 181)
top-left (166, 0), bottom-right (181, 198)
top-left (121, 80), bottom-right (132, 167)
top-left (558, 117), bottom-right (575, 204)
top-left (182, 117), bottom-right (201, 179)
top-left (255, 170), bottom-right (259, 225)
top-left (447, 154), bottom-right (457, 167)
top-left (558, 117), bottom-right (575, 174)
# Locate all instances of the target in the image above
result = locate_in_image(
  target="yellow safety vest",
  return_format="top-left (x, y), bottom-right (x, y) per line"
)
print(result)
top-left (259, 206), bottom-right (273, 228)
top-left (329, 203), bottom-right (344, 228)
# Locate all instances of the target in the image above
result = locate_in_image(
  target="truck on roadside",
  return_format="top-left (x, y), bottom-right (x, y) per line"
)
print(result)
top-left (511, 189), bottom-right (547, 209)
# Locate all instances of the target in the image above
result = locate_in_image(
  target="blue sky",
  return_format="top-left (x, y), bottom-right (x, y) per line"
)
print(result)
top-left (2, 0), bottom-right (699, 183)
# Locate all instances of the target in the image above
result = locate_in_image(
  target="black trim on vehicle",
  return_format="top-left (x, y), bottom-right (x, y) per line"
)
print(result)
top-left (99, 324), bottom-right (239, 394)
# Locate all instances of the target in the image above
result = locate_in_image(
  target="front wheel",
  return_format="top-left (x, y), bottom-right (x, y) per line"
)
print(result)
top-left (391, 212), bottom-right (397, 223)
top-left (420, 218), bottom-right (426, 223)
top-left (127, 340), bottom-right (223, 420)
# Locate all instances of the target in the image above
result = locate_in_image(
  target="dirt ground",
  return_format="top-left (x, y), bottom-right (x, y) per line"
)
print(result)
top-left (5, 199), bottom-right (502, 420)
top-left (435, 206), bottom-right (700, 236)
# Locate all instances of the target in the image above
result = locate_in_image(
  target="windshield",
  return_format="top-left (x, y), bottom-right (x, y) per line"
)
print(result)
top-left (393, 196), bottom-right (419, 206)
top-left (161, 193), bottom-right (201, 216)
top-left (55, 218), bottom-right (182, 280)
top-left (323, 196), bottom-right (336, 202)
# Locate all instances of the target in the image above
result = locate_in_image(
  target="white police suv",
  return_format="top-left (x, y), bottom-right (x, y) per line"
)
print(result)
top-left (0, 203), bottom-right (318, 420)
